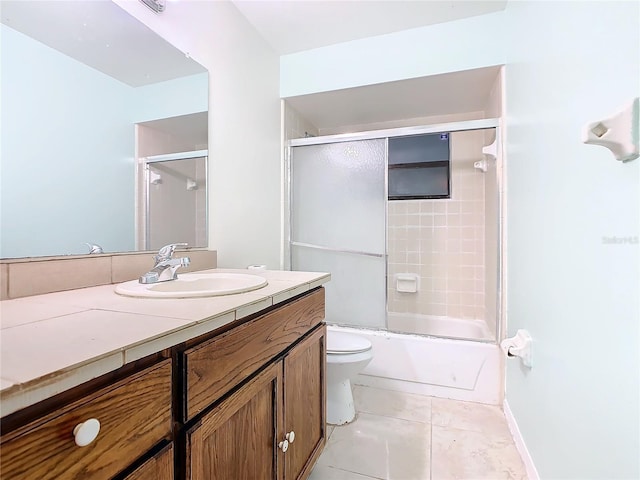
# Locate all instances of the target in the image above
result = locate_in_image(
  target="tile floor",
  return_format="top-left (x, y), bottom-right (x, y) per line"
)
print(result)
top-left (309, 385), bottom-right (527, 480)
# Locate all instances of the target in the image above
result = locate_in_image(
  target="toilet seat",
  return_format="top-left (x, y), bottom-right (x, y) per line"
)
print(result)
top-left (327, 331), bottom-right (372, 355)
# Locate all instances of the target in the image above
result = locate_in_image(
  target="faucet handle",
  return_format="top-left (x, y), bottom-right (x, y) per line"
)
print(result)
top-left (155, 243), bottom-right (188, 263)
top-left (85, 243), bottom-right (104, 254)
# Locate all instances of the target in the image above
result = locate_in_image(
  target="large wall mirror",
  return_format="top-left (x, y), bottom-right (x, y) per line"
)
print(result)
top-left (0, 0), bottom-right (209, 259)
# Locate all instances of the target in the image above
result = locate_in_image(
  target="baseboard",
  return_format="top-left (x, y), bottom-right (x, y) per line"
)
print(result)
top-left (503, 399), bottom-right (539, 480)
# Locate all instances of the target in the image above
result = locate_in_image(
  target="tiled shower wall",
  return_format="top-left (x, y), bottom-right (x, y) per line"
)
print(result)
top-left (387, 130), bottom-right (490, 322)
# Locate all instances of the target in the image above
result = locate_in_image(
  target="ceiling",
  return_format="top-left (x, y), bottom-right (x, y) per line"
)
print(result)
top-left (231, 0), bottom-right (507, 55)
top-left (0, 0), bottom-right (206, 87)
top-left (2, 0), bottom-right (505, 128)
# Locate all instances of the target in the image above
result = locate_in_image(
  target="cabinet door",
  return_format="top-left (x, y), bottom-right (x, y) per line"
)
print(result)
top-left (184, 288), bottom-right (325, 421)
top-left (283, 326), bottom-right (326, 480)
top-left (186, 362), bottom-right (283, 480)
top-left (125, 443), bottom-right (173, 480)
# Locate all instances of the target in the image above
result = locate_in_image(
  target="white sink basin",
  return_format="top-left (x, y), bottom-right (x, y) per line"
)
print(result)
top-left (115, 273), bottom-right (268, 298)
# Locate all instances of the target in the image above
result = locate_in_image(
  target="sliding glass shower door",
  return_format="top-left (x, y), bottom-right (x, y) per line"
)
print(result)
top-left (290, 140), bottom-right (386, 328)
top-left (144, 153), bottom-right (207, 251)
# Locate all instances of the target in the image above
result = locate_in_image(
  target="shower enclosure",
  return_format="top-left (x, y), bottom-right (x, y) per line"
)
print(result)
top-left (141, 150), bottom-right (208, 250)
top-left (287, 119), bottom-right (502, 345)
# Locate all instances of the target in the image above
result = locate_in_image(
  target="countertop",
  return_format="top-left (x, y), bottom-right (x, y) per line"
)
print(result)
top-left (0, 268), bottom-right (330, 417)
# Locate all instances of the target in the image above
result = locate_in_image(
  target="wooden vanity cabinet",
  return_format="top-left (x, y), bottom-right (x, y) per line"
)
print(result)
top-left (282, 326), bottom-right (326, 480)
top-left (0, 287), bottom-right (326, 480)
top-left (0, 360), bottom-right (172, 480)
top-left (183, 288), bottom-right (326, 422)
top-left (186, 325), bottom-right (326, 480)
top-left (186, 362), bottom-right (283, 480)
top-left (124, 444), bottom-right (174, 480)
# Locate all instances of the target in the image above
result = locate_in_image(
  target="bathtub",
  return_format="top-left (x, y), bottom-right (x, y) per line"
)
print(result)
top-left (328, 324), bottom-right (503, 405)
top-left (386, 312), bottom-right (493, 341)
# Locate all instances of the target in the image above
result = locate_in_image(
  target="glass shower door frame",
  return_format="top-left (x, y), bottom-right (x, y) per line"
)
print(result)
top-left (140, 149), bottom-right (208, 251)
top-left (285, 118), bottom-right (503, 343)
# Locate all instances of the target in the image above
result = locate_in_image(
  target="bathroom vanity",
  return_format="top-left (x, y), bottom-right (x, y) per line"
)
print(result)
top-left (0, 269), bottom-right (329, 480)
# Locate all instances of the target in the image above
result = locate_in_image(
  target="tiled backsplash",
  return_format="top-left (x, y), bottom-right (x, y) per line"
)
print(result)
top-left (387, 130), bottom-right (490, 321)
top-left (0, 250), bottom-right (217, 300)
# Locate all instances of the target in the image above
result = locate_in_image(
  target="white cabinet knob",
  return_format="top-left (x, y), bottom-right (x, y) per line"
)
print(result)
top-left (73, 418), bottom-right (100, 447)
top-left (278, 439), bottom-right (289, 452)
top-left (286, 431), bottom-right (295, 443)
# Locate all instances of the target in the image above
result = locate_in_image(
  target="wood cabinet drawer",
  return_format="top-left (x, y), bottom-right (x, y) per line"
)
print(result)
top-left (184, 288), bottom-right (325, 420)
top-left (1, 360), bottom-right (172, 480)
top-left (124, 443), bottom-right (174, 480)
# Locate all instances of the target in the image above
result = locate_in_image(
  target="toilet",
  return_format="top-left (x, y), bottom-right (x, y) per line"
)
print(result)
top-left (326, 329), bottom-right (373, 425)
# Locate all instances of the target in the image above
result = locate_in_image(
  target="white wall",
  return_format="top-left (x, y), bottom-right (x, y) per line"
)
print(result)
top-left (503, 1), bottom-right (639, 478)
top-left (279, 3), bottom-right (639, 477)
top-left (115, 0), bottom-right (281, 269)
top-left (134, 73), bottom-right (208, 123)
top-left (280, 11), bottom-right (506, 98)
top-left (1, 24), bottom-right (135, 257)
top-left (0, 21), bottom-right (208, 258)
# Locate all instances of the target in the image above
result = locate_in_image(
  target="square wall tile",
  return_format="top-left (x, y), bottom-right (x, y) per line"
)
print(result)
top-left (407, 215), bottom-right (420, 227)
top-left (447, 226), bottom-right (461, 240)
top-left (407, 236), bottom-right (420, 252)
top-left (111, 253), bottom-right (155, 283)
top-left (407, 201), bottom-right (420, 214)
top-left (0, 263), bottom-right (8, 301)
top-left (433, 202), bottom-right (447, 214)
top-left (8, 257), bottom-right (111, 299)
top-left (419, 216), bottom-right (433, 228)
top-left (386, 153), bottom-right (489, 326)
top-left (393, 201), bottom-right (407, 214)
top-left (446, 202), bottom-right (460, 214)
top-left (419, 201), bottom-right (432, 213)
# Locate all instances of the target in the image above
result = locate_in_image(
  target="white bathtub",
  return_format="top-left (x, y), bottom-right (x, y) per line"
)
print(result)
top-left (328, 325), bottom-right (503, 405)
top-left (386, 312), bottom-right (493, 341)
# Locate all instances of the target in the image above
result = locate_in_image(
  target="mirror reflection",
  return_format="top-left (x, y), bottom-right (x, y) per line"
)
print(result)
top-left (0, 0), bottom-right (209, 259)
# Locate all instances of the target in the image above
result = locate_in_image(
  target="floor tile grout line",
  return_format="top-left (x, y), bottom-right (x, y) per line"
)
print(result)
top-left (328, 465), bottom-right (386, 480)
top-left (354, 410), bottom-right (432, 425)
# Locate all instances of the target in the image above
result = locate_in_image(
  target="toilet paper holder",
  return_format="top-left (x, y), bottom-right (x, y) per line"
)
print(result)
top-left (500, 329), bottom-right (533, 368)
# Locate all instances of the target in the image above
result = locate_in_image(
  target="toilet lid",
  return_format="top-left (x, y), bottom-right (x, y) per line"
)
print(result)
top-left (327, 331), bottom-right (372, 354)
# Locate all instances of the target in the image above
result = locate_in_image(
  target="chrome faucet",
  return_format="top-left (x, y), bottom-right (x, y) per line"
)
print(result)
top-left (85, 243), bottom-right (104, 254)
top-left (139, 243), bottom-right (191, 284)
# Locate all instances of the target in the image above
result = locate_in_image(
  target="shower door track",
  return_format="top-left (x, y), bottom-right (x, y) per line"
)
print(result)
top-left (290, 241), bottom-right (385, 258)
top-left (289, 118), bottom-right (500, 147)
